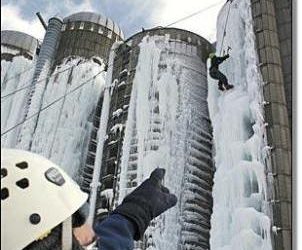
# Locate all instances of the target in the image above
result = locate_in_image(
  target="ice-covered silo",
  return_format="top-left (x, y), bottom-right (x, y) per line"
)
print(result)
top-left (14, 12), bottom-right (124, 181)
top-left (95, 27), bottom-right (214, 249)
top-left (1, 31), bottom-right (39, 147)
top-left (16, 17), bottom-right (63, 150)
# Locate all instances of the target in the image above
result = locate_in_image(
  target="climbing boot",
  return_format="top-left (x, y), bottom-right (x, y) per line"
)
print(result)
top-left (225, 84), bottom-right (234, 90)
top-left (218, 83), bottom-right (224, 91)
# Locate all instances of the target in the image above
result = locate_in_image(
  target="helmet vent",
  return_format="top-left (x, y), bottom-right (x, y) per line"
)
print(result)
top-left (1, 168), bottom-right (7, 178)
top-left (29, 213), bottom-right (41, 225)
top-left (1, 188), bottom-right (9, 200)
top-left (15, 161), bottom-right (28, 169)
top-left (45, 167), bottom-right (65, 186)
top-left (16, 178), bottom-right (30, 189)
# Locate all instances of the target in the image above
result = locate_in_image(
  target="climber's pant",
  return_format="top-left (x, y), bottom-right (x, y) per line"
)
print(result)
top-left (210, 69), bottom-right (228, 87)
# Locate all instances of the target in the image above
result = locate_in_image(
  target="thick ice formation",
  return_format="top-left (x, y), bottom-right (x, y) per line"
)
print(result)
top-left (1, 55), bottom-right (106, 179)
top-left (1, 1), bottom-right (275, 248)
top-left (1, 50), bottom-right (36, 148)
top-left (115, 35), bottom-right (212, 249)
top-left (208, 0), bottom-right (272, 249)
top-left (28, 58), bottom-right (106, 179)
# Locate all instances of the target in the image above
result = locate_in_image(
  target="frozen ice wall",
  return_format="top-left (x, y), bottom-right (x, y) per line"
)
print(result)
top-left (208, 0), bottom-right (273, 249)
top-left (116, 33), bottom-right (213, 249)
top-left (2, 53), bottom-right (106, 179)
top-left (24, 58), bottom-right (106, 179)
top-left (16, 17), bottom-right (63, 151)
top-left (1, 47), bottom-right (36, 147)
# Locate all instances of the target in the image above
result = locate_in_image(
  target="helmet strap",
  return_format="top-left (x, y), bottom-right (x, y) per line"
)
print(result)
top-left (62, 216), bottom-right (73, 250)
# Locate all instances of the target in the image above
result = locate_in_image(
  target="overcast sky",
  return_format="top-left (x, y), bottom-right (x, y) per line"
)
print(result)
top-left (1, 0), bottom-right (225, 42)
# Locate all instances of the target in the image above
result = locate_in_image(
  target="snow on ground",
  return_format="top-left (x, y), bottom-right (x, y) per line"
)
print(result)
top-left (208, 0), bottom-right (272, 249)
top-left (1, 50), bottom-right (36, 147)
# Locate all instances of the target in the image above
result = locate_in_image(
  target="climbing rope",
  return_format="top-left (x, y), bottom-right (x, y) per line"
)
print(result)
top-left (165, 1), bottom-right (224, 28)
top-left (219, 1), bottom-right (233, 55)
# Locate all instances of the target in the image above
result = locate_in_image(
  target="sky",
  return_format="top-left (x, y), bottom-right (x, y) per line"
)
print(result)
top-left (1, 0), bottom-right (225, 42)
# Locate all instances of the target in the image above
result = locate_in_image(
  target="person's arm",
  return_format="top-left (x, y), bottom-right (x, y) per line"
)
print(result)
top-left (73, 223), bottom-right (96, 246)
top-left (94, 168), bottom-right (177, 249)
top-left (217, 54), bottom-right (230, 64)
top-left (72, 206), bottom-right (96, 246)
top-left (94, 214), bottom-right (135, 250)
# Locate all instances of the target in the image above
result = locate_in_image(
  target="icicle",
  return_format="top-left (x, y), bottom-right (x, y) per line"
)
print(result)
top-left (208, 0), bottom-right (273, 249)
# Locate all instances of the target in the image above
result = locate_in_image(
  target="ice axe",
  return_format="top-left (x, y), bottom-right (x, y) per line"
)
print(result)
top-left (227, 46), bottom-right (232, 54)
top-left (223, 46), bottom-right (232, 56)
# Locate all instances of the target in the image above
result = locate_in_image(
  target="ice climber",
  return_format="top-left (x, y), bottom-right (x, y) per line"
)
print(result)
top-left (1, 148), bottom-right (177, 250)
top-left (209, 52), bottom-right (234, 91)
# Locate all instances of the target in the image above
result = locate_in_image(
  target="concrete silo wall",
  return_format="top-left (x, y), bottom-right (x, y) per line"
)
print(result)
top-left (273, 0), bottom-right (292, 129)
top-left (1, 30), bottom-right (39, 60)
top-left (251, 0), bottom-right (292, 249)
top-left (55, 12), bottom-right (124, 65)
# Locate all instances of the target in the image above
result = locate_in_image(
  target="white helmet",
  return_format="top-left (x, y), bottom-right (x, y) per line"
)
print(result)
top-left (1, 149), bottom-right (88, 250)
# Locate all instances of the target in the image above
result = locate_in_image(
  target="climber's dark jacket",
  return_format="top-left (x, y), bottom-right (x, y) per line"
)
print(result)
top-left (209, 54), bottom-right (229, 72)
top-left (209, 54), bottom-right (230, 87)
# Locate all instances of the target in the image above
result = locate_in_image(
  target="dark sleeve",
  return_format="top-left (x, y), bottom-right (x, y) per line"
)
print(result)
top-left (72, 210), bottom-right (86, 228)
top-left (94, 214), bottom-right (136, 250)
top-left (217, 54), bottom-right (229, 64)
top-left (72, 202), bottom-right (90, 228)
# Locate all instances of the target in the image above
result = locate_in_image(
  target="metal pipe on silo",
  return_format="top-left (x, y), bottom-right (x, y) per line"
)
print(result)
top-left (31, 17), bottom-right (63, 82)
top-left (17, 17), bottom-right (63, 150)
top-left (36, 12), bottom-right (48, 30)
top-left (87, 41), bottom-right (122, 226)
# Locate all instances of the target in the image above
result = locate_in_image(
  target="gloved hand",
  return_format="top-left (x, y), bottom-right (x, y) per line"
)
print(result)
top-left (113, 168), bottom-right (177, 240)
top-left (225, 53), bottom-right (230, 59)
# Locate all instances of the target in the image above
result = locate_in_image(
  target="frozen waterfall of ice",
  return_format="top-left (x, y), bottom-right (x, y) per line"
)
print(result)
top-left (116, 34), bottom-right (210, 250)
top-left (208, 1), bottom-right (273, 250)
top-left (28, 58), bottom-right (106, 179)
top-left (1, 0), bottom-right (276, 248)
top-left (1, 49), bottom-right (36, 148)
top-left (1, 55), bottom-right (106, 179)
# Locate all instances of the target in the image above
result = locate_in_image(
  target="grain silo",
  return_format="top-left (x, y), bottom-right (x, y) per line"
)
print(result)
top-left (1, 31), bottom-right (39, 148)
top-left (16, 16), bottom-right (63, 150)
top-left (13, 12), bottom-right (124, 186)
top-left (54, 12), bottom-right (126, 193)
top-left (54, 11), bottom-right (124, 65)
top-left (250, 0), bottom-right (292, 249)
top-left (94, 27), bottom-right (214, 249)
top-left (1, 30), bottom-right (39, 61)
